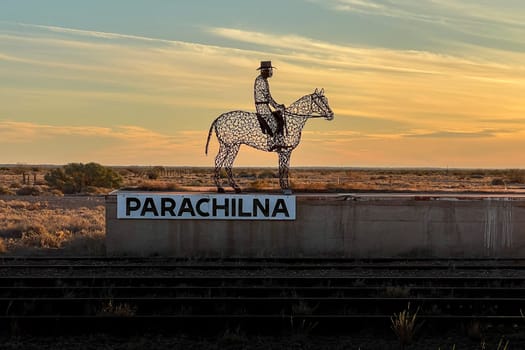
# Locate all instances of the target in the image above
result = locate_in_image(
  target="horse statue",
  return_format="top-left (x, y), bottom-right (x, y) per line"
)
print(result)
top-left (205, 88), bottom-right (334, 193)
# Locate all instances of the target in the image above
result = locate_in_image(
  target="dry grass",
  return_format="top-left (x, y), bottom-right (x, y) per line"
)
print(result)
top-left (98, 300), bottom-right (137, 317)
top-left (0, 197), bottom-right (105, 255)
top-left (2, 165), bottom-right (525, 194)
top-left (391, 303), bottom-right (422, 348)
top-left (130, 180), bottom-right (184, 192)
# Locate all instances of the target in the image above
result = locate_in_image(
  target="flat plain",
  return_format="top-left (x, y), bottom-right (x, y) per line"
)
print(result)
top-left (0, 165), bottom-right (524, 255)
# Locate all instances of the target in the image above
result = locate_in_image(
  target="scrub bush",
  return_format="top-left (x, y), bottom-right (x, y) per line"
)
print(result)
top-left (45, 162), bottom-right (122, 194)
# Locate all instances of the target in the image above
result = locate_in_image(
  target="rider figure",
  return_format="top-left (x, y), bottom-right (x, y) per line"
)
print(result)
top-left (254, 61), bottom-right (286, 151)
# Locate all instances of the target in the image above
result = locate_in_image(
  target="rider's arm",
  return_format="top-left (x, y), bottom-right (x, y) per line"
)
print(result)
top-left (267, 82), bottom-right (284, 109)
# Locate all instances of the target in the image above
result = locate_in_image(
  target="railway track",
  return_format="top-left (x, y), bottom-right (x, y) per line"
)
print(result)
top-left (0, 257), bottom-right (524, 337)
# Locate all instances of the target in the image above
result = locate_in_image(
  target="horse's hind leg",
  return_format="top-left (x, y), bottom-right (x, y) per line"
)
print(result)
top-left (223, 144), bottom-right (241, 193)
top-left (214, 144), bottom-right (228, 193)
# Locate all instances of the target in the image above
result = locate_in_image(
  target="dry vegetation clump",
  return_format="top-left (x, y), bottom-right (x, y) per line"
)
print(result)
top-left (1, 165), bottom-right (524, 195)
top-left (290, 182), bottom-right (331, 192)
top-left (0, 199), bottom-right (105, 255)
top-left (0, 185), bottom-right (14, 195)
top-left (131, 180), bottom-right (184, 191)
top-left (0, 165), bottom-right (523, 256)
top-left (246, 179), bottom-right (278, 192)
top-left (391, 303), bottom-right (422, 349)
top-left (98, 300), bottom-right (137, 317)
top-left (15, 185), bottom-right (44, 196)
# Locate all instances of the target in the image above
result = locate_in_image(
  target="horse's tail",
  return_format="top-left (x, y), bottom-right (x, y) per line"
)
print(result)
top-left (205, 118), bottom-right (217, 155)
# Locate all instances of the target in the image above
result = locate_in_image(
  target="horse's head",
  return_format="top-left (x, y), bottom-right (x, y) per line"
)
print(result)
top-left (311, 88), bottom-right (334, 120)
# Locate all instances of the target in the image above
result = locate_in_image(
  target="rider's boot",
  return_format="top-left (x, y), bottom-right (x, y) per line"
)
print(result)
top-left (267, 137), bottom-right (276, 151)
top-left (269, 134), bottom-right (289, 151)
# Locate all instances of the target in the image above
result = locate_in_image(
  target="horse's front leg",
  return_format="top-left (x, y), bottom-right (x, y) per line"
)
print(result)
top-left (278, 150), bottom-right (292, 194)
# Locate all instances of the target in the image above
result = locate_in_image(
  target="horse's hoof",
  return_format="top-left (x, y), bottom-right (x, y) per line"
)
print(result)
top-left (217, 188), bottom-right (225, 193)
top-left (234, 187), bottom-right (242, 194)
top-left (282, 189), bottom-right (293, 195)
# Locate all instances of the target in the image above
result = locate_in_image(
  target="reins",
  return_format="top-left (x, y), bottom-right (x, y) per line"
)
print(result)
top-left (284, 112), bottom-right (326, 118)
top-left (283, 111), bottom-right (324, 118)
top-left (282, 93), bottom-right (330, 119)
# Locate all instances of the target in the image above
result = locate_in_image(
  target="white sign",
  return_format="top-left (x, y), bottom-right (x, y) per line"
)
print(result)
top-left (117, 194), bottom-right (296, 220)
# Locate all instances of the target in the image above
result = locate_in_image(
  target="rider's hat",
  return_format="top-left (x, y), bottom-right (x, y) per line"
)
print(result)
top-left (257, 61), bottom-right (276, 70)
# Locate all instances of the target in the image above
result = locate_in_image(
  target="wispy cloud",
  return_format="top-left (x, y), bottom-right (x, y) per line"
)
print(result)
top-left (317, 0), bottom-right (525, 28)
top-left (6, 22), bottom-right (524, 87)
top-left (312, 0), bottom-right (525, 49)
top-left (403, 129), bottom-right (505, 139)
top-left (0, 23), bottom-right (265, 115)
top-left (3, 22), bottom-right (522, 130)
top-left (0, 121), bottom-right (172, 144)
top-left (1, 20), bottom-right (525, 166)
top-left (14, 22), bottom-right (178, 45)
top-left (208, 27), bottom-right (524, 78)
top-left (0, 121), bottom-right (210, 164)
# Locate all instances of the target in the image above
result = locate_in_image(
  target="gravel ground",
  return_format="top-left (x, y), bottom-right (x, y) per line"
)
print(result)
top-left (0, 267), bottom-right (524, 278)
top-left (1, 261), bottom-right (524, 348)
top-left (0, 332), bottom-right (521, 350)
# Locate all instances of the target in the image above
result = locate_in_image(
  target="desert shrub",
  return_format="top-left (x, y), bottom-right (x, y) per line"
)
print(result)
top-left (84, 186), bottom-right (111, 194)
top-left (63, 231), bottom-right (105, 255)
top-left (238, 171), bottom-right (256, 179)
top-left (19, 225), bottom-right (69, 249)
top-left (0, 199), bottom-right (39, 210)
top-left (146, 166), bottom-right (165, 180)
top-left (98, 300), bottom-right (136, 317)
top-left (491, 178), bottom-right (505, 186)
top-left (49, 189), bottom-right (64, 196)
top-left (134, 181), bottom-right (182, 191)
top-left (146, 170), bottom-right (159, 180)
top-left (0, 198), bottom-right (105, 254)
top-left (505, 169), bottom-right (525, 184)
top-left (391, 303), bottom-right (421, 348)
top-left (258, 170), bottom-right (277, 179)
top-left (45, 162), bottom-right (122, 194)
top-left (11, 167), bottom-right (27, 175)
top-left (0, 186), bottom-right (14, 195)
top-left (117, 168), bottom-right (132, 176)
top-left (247, 180), bottom-right (273, 191)
top-left (16, 186), bottom-right (42, 196)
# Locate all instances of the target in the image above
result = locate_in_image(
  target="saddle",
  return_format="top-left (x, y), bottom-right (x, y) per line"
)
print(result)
top-left (256, 110), bottom-right (285, 137)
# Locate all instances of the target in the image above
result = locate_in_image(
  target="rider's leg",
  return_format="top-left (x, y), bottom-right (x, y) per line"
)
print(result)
top-left (269, 110), bottom-right (287, 151)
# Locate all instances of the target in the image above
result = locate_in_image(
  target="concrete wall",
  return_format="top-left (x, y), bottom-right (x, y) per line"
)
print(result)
top-left (106, 193), bottom-right (525, 257)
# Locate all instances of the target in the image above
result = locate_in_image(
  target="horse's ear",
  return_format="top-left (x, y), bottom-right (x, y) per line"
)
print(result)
top-left (320, 88), bottom-right (324, 95)
top-left (314, 88), bottom-right (318, 94)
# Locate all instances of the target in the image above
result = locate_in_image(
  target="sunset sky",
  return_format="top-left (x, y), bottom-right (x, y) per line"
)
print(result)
top-left (1, 0), bottom-right (524, 168)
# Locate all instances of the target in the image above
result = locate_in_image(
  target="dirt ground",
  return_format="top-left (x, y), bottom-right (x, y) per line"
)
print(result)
top-left (3, 165), bottom-right (524, 194)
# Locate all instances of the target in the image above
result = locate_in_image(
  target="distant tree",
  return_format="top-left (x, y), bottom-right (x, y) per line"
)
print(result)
top-left (147, 166), bottom-right (165, 180)
top-left (45, 162), bottom-right (123, 194)
top-left (257, 170), bottom-right (277, 179)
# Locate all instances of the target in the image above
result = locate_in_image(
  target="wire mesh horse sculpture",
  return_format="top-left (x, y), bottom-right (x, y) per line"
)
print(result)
top-left (205, 88), bottom-right (334, 193)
